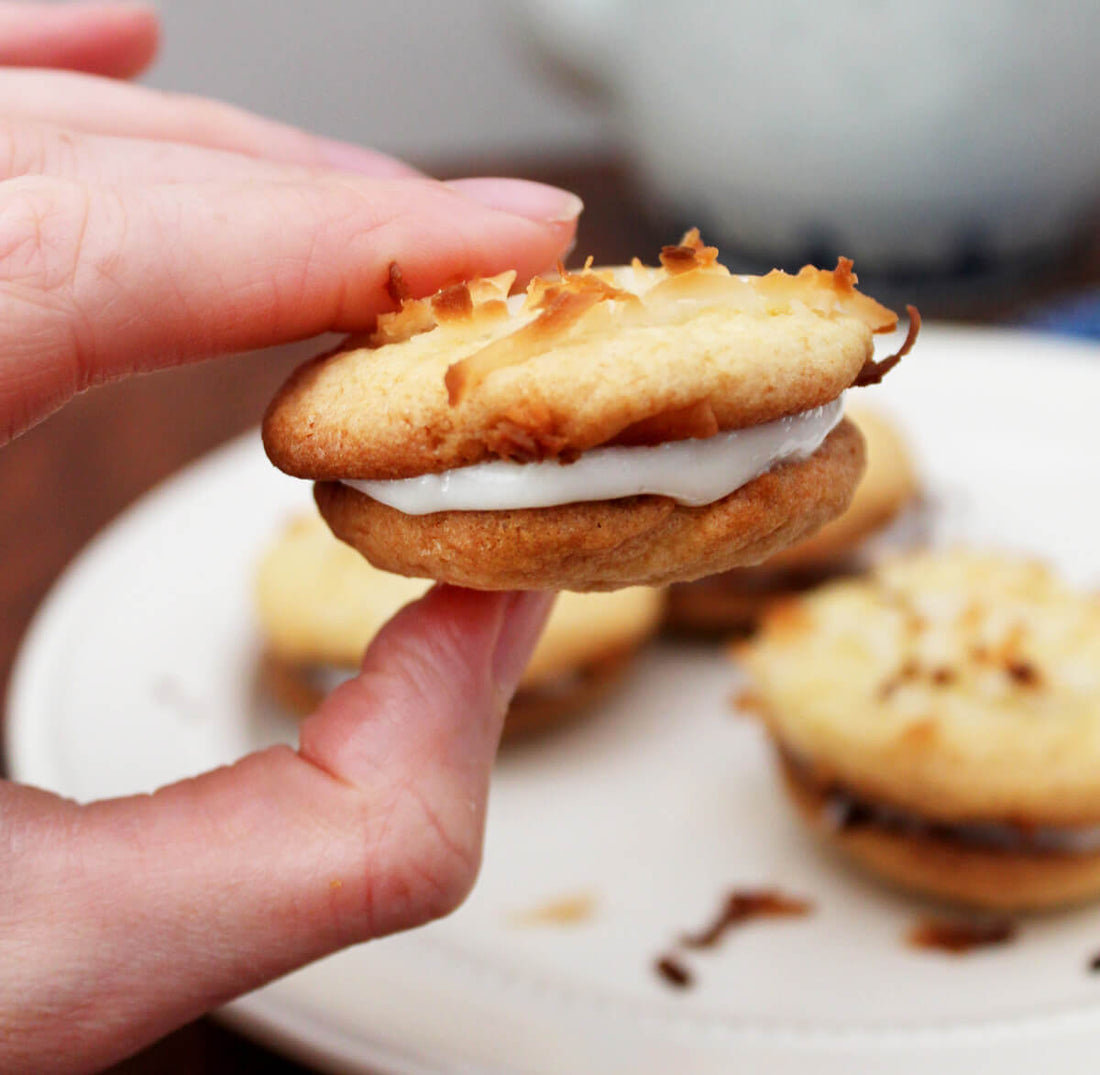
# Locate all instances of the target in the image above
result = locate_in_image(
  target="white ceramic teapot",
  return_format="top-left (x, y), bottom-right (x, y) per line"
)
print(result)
top-left (519, 0), bottom-right (1100, 272)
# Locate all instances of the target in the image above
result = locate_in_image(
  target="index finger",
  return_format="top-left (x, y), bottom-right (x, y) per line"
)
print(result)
top-left (0, 2), bottom-right (159, 78)
top-left (0, 172), bottom-right (581, 441)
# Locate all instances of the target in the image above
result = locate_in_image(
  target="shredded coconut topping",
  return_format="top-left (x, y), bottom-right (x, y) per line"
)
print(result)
top-left (368, 230), bottom-right (911, 406)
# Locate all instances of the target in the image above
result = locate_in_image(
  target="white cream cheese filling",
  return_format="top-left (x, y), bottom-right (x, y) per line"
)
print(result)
top-left (344, 397), bottom-right (844, 515)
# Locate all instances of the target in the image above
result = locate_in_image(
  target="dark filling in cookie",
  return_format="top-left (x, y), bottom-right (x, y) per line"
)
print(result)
top-left (663, 560), bottom-right (865, 636)
top-left (267, 649), bottom-right (633, 735)
top-left (694, 559), bottom-right (863, 598)
top-left (781, 750), bottom-right (1100, 856)
top-left (296, 658), bottom-right (600, 703)
top-left (666, 498), bottom-right (933, 635)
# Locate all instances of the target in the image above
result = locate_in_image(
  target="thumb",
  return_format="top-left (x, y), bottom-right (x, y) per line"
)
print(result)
top-left (3, 587), bottom-right (553, 1075)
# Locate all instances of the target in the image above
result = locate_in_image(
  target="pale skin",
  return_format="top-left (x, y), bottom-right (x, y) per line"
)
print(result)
top-left (0, 5), bottom-right (582, 1071)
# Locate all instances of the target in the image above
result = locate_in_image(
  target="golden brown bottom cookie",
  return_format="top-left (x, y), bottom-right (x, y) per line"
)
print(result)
top-left (314, 419), bottom-right (865, 592)
top-left (778, 749), bottom-right (1100, 912)
top-left (259, 648), bottom-right (635, 744)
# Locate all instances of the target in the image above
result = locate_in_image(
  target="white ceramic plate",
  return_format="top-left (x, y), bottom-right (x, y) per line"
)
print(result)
top-left (9, 326), bottom-right (1100, 1074)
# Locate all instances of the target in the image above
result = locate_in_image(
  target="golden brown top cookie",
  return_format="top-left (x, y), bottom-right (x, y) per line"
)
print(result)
top-left (263, 233), bottom-right (908, 482)
top-left (738, 550), bottom-right (1100, 825)
top-left (766, 403), bottom-right (920, 568)
top-left (255, 513), bottom-right (664, 685)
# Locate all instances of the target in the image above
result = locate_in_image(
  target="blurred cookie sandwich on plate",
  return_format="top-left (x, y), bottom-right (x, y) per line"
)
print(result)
top-left (255, 514), bottom-right (664, 740)
top-left (739, 550), bottom-right (1100, 911)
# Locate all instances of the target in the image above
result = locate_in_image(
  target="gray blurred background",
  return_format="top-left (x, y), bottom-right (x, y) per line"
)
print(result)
top-left (33, 0), bottom-right (1100, 284)
top-left (144, 0), bottom-right (602, 168)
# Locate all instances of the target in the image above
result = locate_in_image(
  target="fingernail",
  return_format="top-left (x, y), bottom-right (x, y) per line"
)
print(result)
top-left (491, 592), bottom-right (556, 691)
top-left (448, 177), bottom-right (584, 224)
top-left (314, 137), bottom-right (425, 178)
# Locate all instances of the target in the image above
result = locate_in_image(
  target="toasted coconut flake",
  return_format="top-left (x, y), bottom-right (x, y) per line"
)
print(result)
top-left (445, 288), bottom-right (600, 405)
top-left (446, 267), bottom-right (641, 404)
top-left (431, 283), bottom-right (474, 322)
top-left (833, 256), bottom-right (858, 293)
top-left (375, 238), bottom-right (913, 406)
top-left (679, 226), bottom-right (720, 262)
top-left (659, 227), bottom-right (721, 274)
top-left (755, 260), bottom-right (898, 332)
top-left (469, 270), bottom-right (517, 304)
top-left (385, 261), bottom-right (411, 305)
top-left (659, 245), bottom-right (701, 274)
top-left (854, 305), bottom-right (922, 386)
top-left (369, 269), bottom-right (514, 349)
top-left (368, 298), bottom-right (436, 347)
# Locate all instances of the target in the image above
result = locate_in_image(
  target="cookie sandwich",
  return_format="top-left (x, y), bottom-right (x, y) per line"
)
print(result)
top-left (264, 232), bottom-right (918, 591)
top-left (739, 550), bottom-right (1100, 911)
top-left (255, 513), bottom-right (664, 739)
top-left (665, 404), bottom-right (921, 633)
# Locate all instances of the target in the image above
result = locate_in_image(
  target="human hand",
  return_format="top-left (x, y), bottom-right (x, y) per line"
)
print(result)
top-left (0, 2), bottom-right (582, 443)
top-left (0, 6), bottom-right (577, 1072)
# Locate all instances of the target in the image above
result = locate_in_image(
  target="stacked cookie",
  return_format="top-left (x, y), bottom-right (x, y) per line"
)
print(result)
top-left (739, 550), bottom-right (1100, 910)
top-left (264, 233), bottom-right (916, 592)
